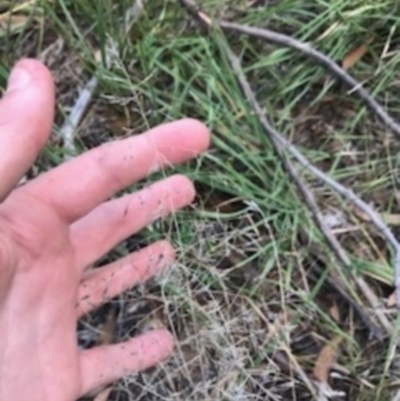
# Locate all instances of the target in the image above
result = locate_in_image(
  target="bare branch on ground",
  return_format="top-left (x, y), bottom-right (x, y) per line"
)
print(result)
top-left (60, 76), bottom-right (98, 160)
top-left (59, 0), bottom-right (148, 161)
top-left (181, 0), bottom-right (400, 138)
top-left (181, 0), bottom-right (398, 330)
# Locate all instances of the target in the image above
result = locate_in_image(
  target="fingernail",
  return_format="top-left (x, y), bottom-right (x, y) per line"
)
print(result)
top-left (7, 65), bottom-right (32, 92)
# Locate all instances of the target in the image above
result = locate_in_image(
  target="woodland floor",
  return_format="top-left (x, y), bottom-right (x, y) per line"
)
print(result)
top-left (2, 1), bottom-right (400, 400)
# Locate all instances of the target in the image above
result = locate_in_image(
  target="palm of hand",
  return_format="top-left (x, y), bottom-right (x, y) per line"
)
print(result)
top-left (0, 195), bottom-right (82, 400)
top-left (0, 60), bottom-right (209, 400)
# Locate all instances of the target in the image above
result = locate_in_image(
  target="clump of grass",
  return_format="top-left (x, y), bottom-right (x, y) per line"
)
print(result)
top-left (2, 0), bottom-right (400, 400)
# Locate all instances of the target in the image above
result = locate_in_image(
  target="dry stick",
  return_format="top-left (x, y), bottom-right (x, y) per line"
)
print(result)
top-left (223, 32), bottom-right (400, 311)
top-left (225, 49), bottom-right (388, 336)
top-left (304, 232), bottom-right (389, 339)
top-left (182, 0), bottom-right (400, 308)
top-left (220, 21), bottom-right (400, 138)
top-left (226, 46), bottom-right (392, 337)
top-left (286, 159), bottom-right (387, 337)
top-left (216, 20), bottom-right (400, 308)
top-left (180, 1), bottom-right (397, 332)
top-left (184, 5), bottom-right (400, 138)
top-left (60, 76), bottom-right (98, 160)
top-left (59, 0), bottom-right (147, 161)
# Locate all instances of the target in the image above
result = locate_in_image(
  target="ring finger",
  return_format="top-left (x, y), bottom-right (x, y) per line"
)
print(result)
top-left (77, 240), bottom-right (174, 317)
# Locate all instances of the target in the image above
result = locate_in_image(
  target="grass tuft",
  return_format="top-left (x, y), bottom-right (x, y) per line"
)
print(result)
top-left (2, 0), bottom-right (400, 399)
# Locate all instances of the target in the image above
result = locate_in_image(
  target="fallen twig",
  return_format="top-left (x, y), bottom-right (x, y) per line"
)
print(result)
top-left (182, 0), bottom-right (400, 138)
top-left (303, 231), bottom-right (389, 339)
top-left (226, 45), bottom-right (392, 337)
top-left (60, 76), bottom-right (98, 160)
top-left (219, 21), bottom-right (400, 135)
top-left (59, 0), bottom-right (147, 161)
top-left (181, 0), bottom-right (399, 329)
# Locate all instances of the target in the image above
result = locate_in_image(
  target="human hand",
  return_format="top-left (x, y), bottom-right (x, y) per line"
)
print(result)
top-left (0, 59), bottom-right (209, 400)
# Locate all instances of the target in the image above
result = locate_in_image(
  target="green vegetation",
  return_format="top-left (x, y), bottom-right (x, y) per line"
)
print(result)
top-left (2, 0), bottom-right (400, 399)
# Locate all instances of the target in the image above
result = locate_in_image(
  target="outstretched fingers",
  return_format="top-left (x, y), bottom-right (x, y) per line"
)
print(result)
top-left (21, 118), bottom-right (210, 223)
top-left (0, 59), bottom-right (54, 201)
top-left (79, 330), bottom-right (174, 397)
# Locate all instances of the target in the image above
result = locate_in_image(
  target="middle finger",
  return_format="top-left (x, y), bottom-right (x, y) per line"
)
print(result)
top-left (70, 174), bottom-right (194, 272)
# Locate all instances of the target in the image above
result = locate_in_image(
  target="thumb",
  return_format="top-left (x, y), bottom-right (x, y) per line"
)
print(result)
top-left (0, 59), bottom-right (55, 202)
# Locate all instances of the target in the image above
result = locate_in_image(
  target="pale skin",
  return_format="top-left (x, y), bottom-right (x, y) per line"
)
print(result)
top-left (0, 59), bottom-right (210, 400)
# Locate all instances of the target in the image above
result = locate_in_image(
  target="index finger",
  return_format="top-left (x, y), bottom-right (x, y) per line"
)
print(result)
top-left (20, 118), bottom-right (210, 222)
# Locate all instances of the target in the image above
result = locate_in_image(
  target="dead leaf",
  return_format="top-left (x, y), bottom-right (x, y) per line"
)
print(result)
top-left (98, 309), bottom-right (116, 345)
top-left (381, 213), bottom-right (400, 226)
top-left (342, 40), bottom-right (371, 70)
top-left (387, 291), bottom-right (396, 307)
top-left (93, 386), bottom-right (113, 401)
top-left (329, 302), bottom-right (340, 323)
top-left (313, 336), bottom-right (342, 383)
top-left (357, 210), bottom-right (400, 226)
top-left (0, 0), bottom-right (38, 21)
top-left (396, 190), bottom-right (400, 207)
top-left (0, 14), bottom-right (29, 36)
